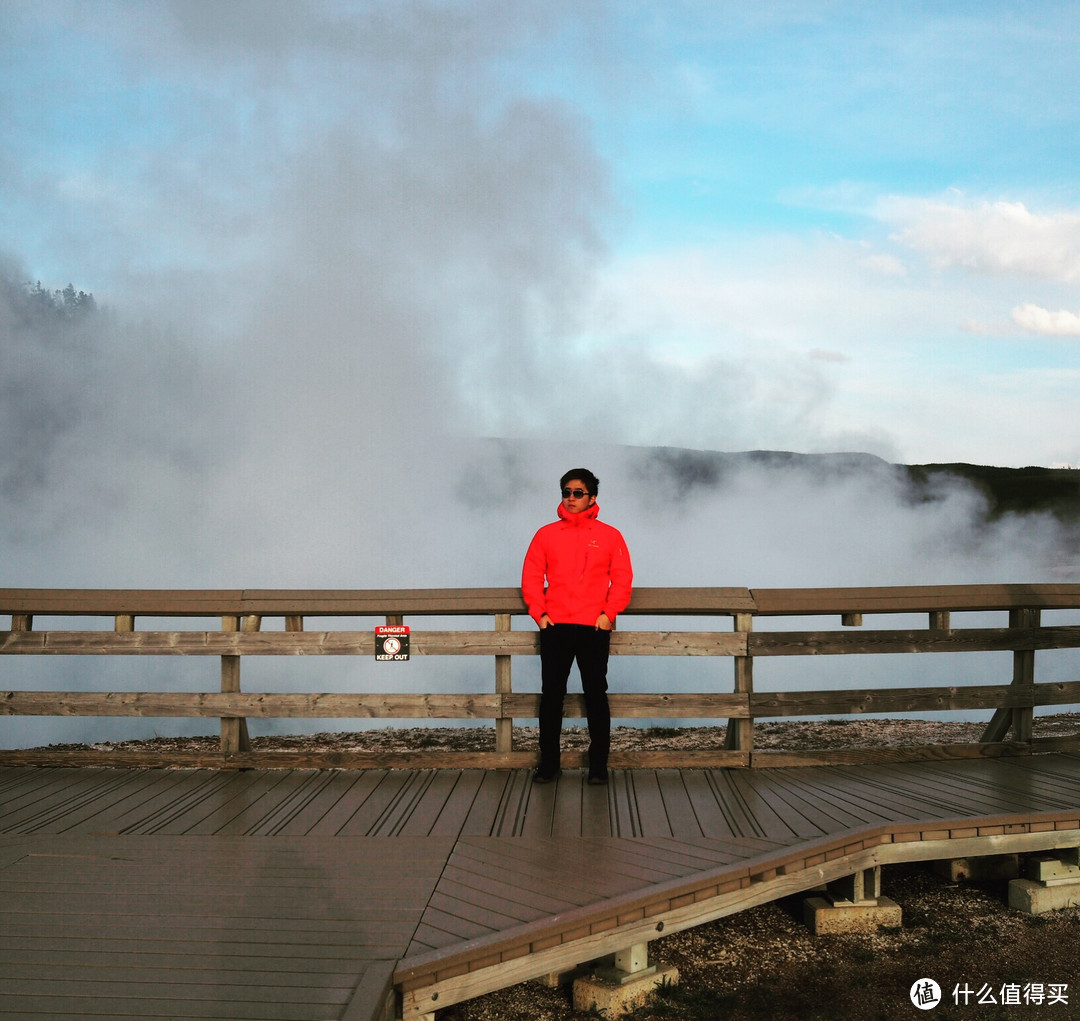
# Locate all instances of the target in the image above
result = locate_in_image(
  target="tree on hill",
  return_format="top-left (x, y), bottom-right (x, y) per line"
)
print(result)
top-left (23, 280), bottom-right (98, 320)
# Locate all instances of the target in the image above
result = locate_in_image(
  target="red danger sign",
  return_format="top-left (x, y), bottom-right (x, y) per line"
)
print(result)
top-left (375, 625), bottom-right (410, 661)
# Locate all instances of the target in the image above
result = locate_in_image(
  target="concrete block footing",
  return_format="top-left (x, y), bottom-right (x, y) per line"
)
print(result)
top-left (573, 964), bottom-right (679, 1017)
top-left (803, 895), bottom-right (902, 935)
top-left (935, 854), bottom-right (1019, 883)
top-left (1009, 854), bottom-right (1080, 914)
top-left (1008, 878), bottom-right (1080, 914)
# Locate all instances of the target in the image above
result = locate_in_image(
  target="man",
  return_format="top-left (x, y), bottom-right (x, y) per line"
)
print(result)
top-left (521, 468), bottom-right (633, 785)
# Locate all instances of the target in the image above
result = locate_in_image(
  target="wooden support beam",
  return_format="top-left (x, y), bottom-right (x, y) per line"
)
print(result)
top-left (494, 613), bottom-right (513, 754)
top-left (614, 943), bottom-right (651, 976)
top-left (220, 615), bottom-right (251, 753)
top-left (981, 608), bottom-right (1039, 744)
top-left (726, 613), bottom-right (753, 751)
top-left (827, 866), bottom-right (882, 904)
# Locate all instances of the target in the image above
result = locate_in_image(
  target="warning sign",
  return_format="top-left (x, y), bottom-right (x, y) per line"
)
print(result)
top-left (375, 625), bottom-right (410, 661)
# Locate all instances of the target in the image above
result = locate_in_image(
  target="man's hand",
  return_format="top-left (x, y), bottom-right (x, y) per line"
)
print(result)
top-left (595, 613), bottom-right (613, 631)
top-left (539, 614), bottom-right (553, 629)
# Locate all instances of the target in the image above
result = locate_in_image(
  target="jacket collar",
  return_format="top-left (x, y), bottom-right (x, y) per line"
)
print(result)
top-left (557, 501), bottom-right (600, 525)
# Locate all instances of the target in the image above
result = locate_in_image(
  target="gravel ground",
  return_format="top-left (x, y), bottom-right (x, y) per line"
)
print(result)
top-left (77, 712), bottom-right (1079, 755)
top-left (439, 864), bottom-right (1080, 1021)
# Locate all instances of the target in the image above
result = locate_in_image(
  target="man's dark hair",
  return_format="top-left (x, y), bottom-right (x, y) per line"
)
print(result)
top-left (560, 468), bottom-right (599, 495)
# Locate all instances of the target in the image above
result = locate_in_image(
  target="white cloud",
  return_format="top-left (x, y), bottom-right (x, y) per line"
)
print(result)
top-left (879, 195), bottom-right (1080, 283)
top-left (860, 253), bottom-right (908, 277)
top-left (1011, 302), bottom-right (1080, 337)
top-left (809, 348), bottom-right (851, 364)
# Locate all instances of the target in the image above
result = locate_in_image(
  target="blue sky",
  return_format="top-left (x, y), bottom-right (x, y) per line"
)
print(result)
top-left (4, 0), bottom-right (1080, 467)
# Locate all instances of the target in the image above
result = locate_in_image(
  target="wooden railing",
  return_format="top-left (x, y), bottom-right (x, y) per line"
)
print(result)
top-left (2, 584), bottom-right (1079, 768)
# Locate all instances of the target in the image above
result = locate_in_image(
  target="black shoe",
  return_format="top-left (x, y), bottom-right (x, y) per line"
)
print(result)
top-left (587, 767), bottom-right (609, 786)
top-left (532, 767), bottom-right (560, 784)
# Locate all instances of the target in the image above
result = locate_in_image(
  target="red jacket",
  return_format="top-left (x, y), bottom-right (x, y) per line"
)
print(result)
top-left (521, 502), bottom-right (633, 627)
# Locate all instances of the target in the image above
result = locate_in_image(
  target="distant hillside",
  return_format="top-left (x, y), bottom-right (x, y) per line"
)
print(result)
top-left (640, 446), bottom-right (1080, 523)
top-left (905, 462), bottom-right (1080, 522)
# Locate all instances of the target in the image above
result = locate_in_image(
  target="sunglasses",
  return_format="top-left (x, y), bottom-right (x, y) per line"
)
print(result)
top-left (561, 488), bottom-right (591, 499)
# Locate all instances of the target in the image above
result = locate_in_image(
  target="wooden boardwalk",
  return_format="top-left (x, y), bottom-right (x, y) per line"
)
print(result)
top-left (3, 757), bottom-right (1080, 1019)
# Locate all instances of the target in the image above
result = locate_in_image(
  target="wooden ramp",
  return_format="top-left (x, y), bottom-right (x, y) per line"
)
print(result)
top-left (2, 757), bottom-right (1080, 1019)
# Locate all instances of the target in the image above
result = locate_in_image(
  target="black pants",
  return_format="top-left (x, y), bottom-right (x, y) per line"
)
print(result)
top-left (538, 624), bottom-right (611, 773)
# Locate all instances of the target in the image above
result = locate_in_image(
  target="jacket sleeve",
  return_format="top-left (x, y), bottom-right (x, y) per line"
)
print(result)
top-left (520, 530), bottom-right (548, 625)
top-left (602, 529), bottom-right (634, 624)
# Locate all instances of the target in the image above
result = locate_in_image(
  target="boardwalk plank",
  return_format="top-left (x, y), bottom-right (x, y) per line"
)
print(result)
top-left (424, 890), bottom-right (530, 934)
top-left (0, 767), bottom-right (90, 809)
top-left (654, 769), bottom-right (706, 839)
top-left (0, 992), bottom-right (338, 1020)
top-left (179, 770), bottom-right (300, 835)
top-left (608, 768), bottom-right (641, 837)
top-left (0, 977), bottom-right (350, 1005)
top-left (303, 770), bottom-right (391, 836)
top-left (611, 835), bottom-right (761, 870)
top-left (209, 770), bottom-right (330, 836)
top-left (0, 962), bottom-right (359, 987)
top-left (701, 770), bottom-right (768, 839)
top-left (627, 770), bottom-right (674, 837)
top-left (77, 769), bottom-right (231, 834)
top-left (336, 770), bottom-right (424, 836)
top-left (581, 780), bottom-right (614, 838)
top-left (952, 758), bottom-right (1080, 808)
top-left (0, 938), bottom-right (382, 969)
top-left (242, 770), bottom-right (352, 836)
top-left (722, 770), bottom-right (823, 840)
top-left (677, 770), bottom-right (740, 839)
top-left (432, 875), bottom-right (551, 925)
top-left (0, 768), bottom-right (149, 832)
top-left (854, 762), bottom-right (1043, 819)
top-left (457, 769), bottom-right (520, 837)
top-left (425, 770), bottom-right (490, 837)
top-left (551, 768), bottom-right (584, 836)
top-left (117, 770), bottom-right (252, 835)
top-left (758, 770), bottom-right (884, 831)
top-left (519, 775), bottom-right (559, 838)
top-left (400, 770), bottom-right (484, 837)
top-left (446, 838), bottom-right (653, 905)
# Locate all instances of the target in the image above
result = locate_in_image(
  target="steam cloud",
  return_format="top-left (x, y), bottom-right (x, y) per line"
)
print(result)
top-left (2, 2), bottom-right (1077, 747)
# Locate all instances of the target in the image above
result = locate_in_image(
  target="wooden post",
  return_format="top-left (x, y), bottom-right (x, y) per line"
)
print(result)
top-left (829, 866), bottom-right (882, 904)
top-left (1011, 607), bottom-right (1037, 742)
top-left (285, 615), bottom-right (304, 632)
top-left (115, 614), bottom-right (135, 632)
top-left (980, 607), bottom-right (1038, 744)
top-left (220, 615), bottom-right (252, 753)
top-left (725, 613), bottom-right (753, 751)
top-left (929, 610), bottom-right (951, 633)
top-left (495, 613), bottom-right (512, 753)
top-left (10, 614), bottom-right (32, 631)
